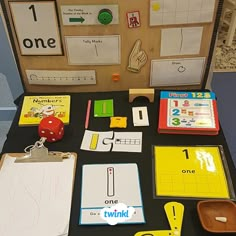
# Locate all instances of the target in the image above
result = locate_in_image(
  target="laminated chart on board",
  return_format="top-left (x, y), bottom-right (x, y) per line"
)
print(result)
top-left (0, 152), bottom-right (77, 236)
top-left (153, 146), bottom-right (235, 199)
top-left (79, 163), bottom-right (145, 225)
top-left (150, 0), bottom-right (216, 26)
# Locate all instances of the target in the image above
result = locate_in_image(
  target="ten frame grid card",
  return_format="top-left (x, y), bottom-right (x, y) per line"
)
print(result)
top-left (153, 145), bottom-right (234, 199)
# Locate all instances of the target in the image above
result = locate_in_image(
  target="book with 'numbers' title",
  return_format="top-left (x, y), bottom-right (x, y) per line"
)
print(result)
top-left (18, 95), bottom-right (70, 126)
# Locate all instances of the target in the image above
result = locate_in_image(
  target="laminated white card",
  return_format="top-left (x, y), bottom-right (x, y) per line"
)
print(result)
top-left (80, 130), bottom-right (142, 153)
top-left (79, 163), bottom-right (145, 225)
top-left (9, 1), bottom-right (62, 55)
top-left (132, 107), bottom-right (149, 127)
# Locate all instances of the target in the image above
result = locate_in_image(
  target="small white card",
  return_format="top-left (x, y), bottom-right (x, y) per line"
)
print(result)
top-left (132, 107), bottom-right (149, 127)
top-left (61, 5), bottom-right (119, 25)
top-left (79, 163), bottom-right (145, 225)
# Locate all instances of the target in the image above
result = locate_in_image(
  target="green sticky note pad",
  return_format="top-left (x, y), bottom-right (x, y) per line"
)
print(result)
top-left (94, 99), bottom-right (114, 117)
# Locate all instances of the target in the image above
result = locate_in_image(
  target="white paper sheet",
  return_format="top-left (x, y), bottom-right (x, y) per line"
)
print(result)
top-left (161, 27), bottom-right (203, 56)
top-left (150, 57), bottom-right (205, 86)
top-left (65, 35), bottom-right (120, 65)
top-left (0, 154), bottom-right (75, 236)
top-left (79, 163), bottom-right (145, 225)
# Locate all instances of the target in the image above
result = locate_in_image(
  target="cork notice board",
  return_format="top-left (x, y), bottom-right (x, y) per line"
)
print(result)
top-left (2, 0), bottom-right (222, 93)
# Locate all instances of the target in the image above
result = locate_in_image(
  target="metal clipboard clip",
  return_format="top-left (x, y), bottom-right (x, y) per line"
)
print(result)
top-left (15, 137), bottom-right (67, 163)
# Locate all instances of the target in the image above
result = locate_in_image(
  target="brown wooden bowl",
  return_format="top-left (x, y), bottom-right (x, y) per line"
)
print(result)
top-left (197, 200), bottom-right (236, 233)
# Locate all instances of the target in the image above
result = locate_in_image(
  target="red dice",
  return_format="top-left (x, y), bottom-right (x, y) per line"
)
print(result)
top-left (38, 116), bottom-right (64, 142)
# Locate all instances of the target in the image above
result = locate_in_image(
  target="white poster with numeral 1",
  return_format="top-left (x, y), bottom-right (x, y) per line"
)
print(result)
top-left (9, 1), bottom-right (62, 55)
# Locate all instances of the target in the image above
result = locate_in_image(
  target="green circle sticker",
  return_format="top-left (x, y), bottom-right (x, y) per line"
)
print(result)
top-left (98, 9), bottom-right (113, 25)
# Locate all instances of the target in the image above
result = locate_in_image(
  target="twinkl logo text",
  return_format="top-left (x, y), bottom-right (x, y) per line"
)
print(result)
top-left (100, 203), bottom-right (135, 225)
top-left (104, 209), bottom-right (129, 218)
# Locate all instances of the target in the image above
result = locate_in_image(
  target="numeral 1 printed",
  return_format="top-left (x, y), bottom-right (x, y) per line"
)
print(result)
top-left (182, 149), bottom-right (189, 159)
top-left (29, 5), bottom-right (37, 21)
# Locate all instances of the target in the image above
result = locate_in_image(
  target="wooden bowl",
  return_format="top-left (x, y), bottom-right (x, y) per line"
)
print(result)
top-left (197, 200), bottom-right (236, 233)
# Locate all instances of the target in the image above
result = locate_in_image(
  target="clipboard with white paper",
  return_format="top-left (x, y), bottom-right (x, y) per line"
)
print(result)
top-left (0, 150), bottom-right (77, 236)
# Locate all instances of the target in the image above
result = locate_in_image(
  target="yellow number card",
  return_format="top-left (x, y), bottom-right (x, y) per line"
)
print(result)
top-left (153, 146), bottom-right (231, 199)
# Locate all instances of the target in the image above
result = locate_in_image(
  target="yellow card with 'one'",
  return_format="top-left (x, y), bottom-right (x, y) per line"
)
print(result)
top-left (153, 146), bottom-right (231, 199)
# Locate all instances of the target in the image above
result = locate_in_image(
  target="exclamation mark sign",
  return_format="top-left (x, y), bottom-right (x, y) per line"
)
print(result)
top-left (164, 202), bottom-right (184, 234)
top-left (173, 206), bottom-right (176, 220)
top-left (107, 167), bottom-right (115, 197)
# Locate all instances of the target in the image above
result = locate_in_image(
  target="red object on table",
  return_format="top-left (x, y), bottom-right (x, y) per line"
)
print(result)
top-left (38, 116), bottom-right (64, 142)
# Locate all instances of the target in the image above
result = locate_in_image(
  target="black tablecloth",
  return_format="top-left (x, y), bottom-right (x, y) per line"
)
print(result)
top-left (1, 90), bottom-right (236, 236)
